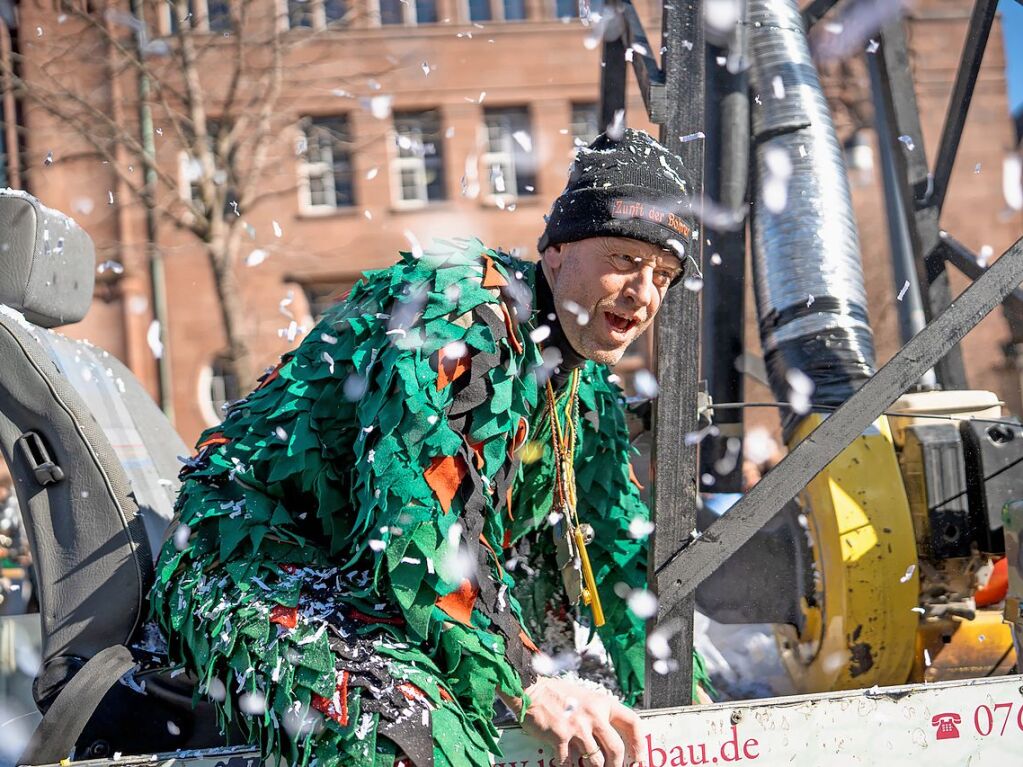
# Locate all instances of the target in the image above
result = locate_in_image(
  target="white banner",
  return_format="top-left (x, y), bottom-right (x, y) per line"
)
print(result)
top-left (35, 675), bottom-right (1023, 767)
top-left (495, 675), bottom-right (1023, 766)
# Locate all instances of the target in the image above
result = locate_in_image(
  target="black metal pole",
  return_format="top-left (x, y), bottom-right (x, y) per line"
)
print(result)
top-left (867, 48), bottom-right (935, 389)
top-left (930, 0), bottom-right (999, 215)
top-left (600, 8), bottom-right (628, 130)
top-left (699, 30), bottom-right (748, 494)
top-left (648, 0), bottom-right (704, 709)
top-left (874, 20), bottom-right (968, 390)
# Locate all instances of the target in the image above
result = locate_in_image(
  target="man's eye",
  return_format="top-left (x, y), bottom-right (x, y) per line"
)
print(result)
top-left (653, 271), bottom-right (674, 287)
top-left (610, 254), bottom-right (636, 270)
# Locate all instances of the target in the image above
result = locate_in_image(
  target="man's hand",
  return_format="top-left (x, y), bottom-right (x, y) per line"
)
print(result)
top-left (500, 676), bottom-right (646, 767)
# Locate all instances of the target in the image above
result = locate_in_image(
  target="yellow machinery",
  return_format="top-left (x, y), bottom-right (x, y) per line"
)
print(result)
top-left (777, 391), bottom-right (1019, 693)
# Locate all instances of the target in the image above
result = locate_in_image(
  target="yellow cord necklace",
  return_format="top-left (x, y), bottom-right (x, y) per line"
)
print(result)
top-left (545, 369), bottom-right (605, 627)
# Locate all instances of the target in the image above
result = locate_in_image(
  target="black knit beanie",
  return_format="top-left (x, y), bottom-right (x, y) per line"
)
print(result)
top-left (537, 128), bottom-right (696, 275)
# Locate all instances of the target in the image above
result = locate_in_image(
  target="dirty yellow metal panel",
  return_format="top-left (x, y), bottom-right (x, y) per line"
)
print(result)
top-left (778, 415), bottom-right (919, 692)
top-left (910, 611), bottom-right (1017, 683)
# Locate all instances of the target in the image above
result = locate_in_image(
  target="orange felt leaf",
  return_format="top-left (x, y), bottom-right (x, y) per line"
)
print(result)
top-left (469, 440), bottom-right (486, 471)
top-left (436, 346), bottom-right (471, 391)
top-left (437, 686), bottom-right (454, 702)
top-left (628, 462), bottom-right (645, 490)
top-left (269, 604), bottom-right (298, 630)
top-left (478, 533), bottom-right (504, 578)
top-left (195, 432), bottom-right (229, 453)
top-left (512, 417), bottom-right (529, 452)
top-left (505, 481), bottom-right (515, 522)
top-left (424, 455), bottom-right (467, 514)
top-left (501, 302), bottom-right (523, 354)
top-left (311, 671), bottom-right (349, 726)
top-left (519, 629), bottom-right (540, 654)
top-left (502, 528), bottom-right (512, 550)
top-left (482, 256), bottom-right (510, 288)
top-left (435, 578), bottom-right (478, 625)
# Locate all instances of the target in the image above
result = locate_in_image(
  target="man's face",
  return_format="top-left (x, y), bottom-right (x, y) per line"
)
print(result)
top-left (541, 236), bottom-right (683, 365)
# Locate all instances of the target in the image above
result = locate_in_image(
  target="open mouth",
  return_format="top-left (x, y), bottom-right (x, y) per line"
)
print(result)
top-left (604, 311), bottom-right (639, 335)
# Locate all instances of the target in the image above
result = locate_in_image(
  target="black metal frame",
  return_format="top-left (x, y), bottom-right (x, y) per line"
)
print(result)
top-left (599, 0), bottom-right (1023, 708)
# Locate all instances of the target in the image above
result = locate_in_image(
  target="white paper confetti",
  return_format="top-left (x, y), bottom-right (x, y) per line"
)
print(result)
top-left (147, 320), bottom-right (163, 359)
top-left (1004, 155), bottom-right (1023, 211)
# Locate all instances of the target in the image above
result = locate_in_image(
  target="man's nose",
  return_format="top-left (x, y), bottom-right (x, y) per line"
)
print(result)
top-left (623, 267), bottom-right (657, 308)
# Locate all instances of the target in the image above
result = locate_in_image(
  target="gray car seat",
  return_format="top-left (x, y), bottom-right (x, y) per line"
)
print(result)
top-left (0, 191), bottom-right (234, 761)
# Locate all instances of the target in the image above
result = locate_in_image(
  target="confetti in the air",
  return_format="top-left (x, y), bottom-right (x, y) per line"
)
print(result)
top-left (147, 320), bottom-right (163, 359)
top-left (512, 130), bottom-right (532, 152)
top-left (898, 135), bottom-right (915, 151)
top-left (628, 517), bottom-right (654, 539)
top-left (239, 691), bottom-right (266, 716)
top-left (634, 369), bottom-right (659, 399)
top-left (745, 427), bottom-right (779, 465)
top-left (173, 524), bottom-right (191, 551)
top-left (771, 75), bottom-right (785, 100)
top-left (627, 589), bottom-right (659, 619)
top-left (704, 0), bottom-right (740, 34)
top-left (786, 368), bottom-right (814, 415)
top-left (1004, 155), bottom-right (1023, 211)
top-left (978, 244), bottom-right (993, 268)
top-left (606, 109), bottom-right (626, 141)
top-left (897, 280), bottom-right (910, 301)
top-left (762, 147), bottom-right (792, 214)
top-left (404, 230), bottom-right (424, 259)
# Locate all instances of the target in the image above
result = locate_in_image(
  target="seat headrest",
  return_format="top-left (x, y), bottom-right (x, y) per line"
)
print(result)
top-left (0, 190), bottom-right (95, 328)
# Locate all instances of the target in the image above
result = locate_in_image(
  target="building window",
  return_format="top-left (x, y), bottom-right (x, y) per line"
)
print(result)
top-left (167, 0), bottom-right (196, 32)
top-left (165, 0), bottom-right (232, 33)
top-left (392, 110), bottom-right (446, 207)
top-left (570, 102), bottom-right (600, 148)
top-left (178, 120), bottom-right (238, 217)
top-left (481, 106), bottom-right (536, 202)
top-left (503, 0), bottom-right (526, 20)
top-left (378, 0), bottom-right (437, 24)
top-left (297, 115), bottom-right (356, 213)
top-left (300, 280), bottom-right (354, 320)
top-left (199, 353), bottom-right (243, 427)
top-left (207, 0), bottom-right (232, 30)
top-left (324, 0), bottom-right (346, 24)
top-left (287, 0), bottom-right (347, 29)
top-left (468, 0), bottom-right (491, 21)
top-left (288, 0), bottom-right (315, 27)
top-left (467, 0), bottom-right (525, 21)
top-left (555, 0), bottom-right (578, 18)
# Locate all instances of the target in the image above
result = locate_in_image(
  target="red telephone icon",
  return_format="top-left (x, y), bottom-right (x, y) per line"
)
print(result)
top-left (931, 713), bottom-right (961, 740)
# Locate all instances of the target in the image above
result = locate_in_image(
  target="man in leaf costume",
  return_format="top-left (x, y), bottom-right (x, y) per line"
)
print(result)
top-left (151, 128), bottom-right (709, 767)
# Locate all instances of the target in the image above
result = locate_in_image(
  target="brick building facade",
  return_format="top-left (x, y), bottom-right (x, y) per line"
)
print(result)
top-left (1, 0), bottom-right (1021, 450)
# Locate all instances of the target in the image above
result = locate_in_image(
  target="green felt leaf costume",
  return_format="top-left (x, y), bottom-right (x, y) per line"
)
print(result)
top-left (150, 238), bottom-right (706, 767)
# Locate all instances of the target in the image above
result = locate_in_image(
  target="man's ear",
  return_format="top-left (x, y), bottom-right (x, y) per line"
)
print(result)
top-left (542, 244), bottom-right (566, 275)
